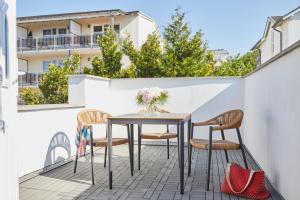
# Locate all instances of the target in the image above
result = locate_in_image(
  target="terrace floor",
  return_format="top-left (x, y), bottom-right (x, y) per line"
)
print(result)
top-left (19, 144), bottom-right (281, 200)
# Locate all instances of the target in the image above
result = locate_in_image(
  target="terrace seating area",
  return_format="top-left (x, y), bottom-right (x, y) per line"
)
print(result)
top-left (19, 145), bottom-right (280, 200)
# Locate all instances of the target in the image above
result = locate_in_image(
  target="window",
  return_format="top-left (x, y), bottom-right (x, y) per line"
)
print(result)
top-left (43, 29), bottom-right (52, 36)
top-left (114, 25), bottom-right (120, 34)
top-left (93, 26), bottom-right (102, 33)
top-left (52, 28), bottom-right (57, 35)
top-left (42, 60), bottom-right (65, 72)
top-left (42, 61), bottom-right (53, 72)
top-left (4, 15), bottom-right (9, 79)
top-left (104, 24), bottom-right (110, 32)
top-left (58, 28), bottom-right (67, 35)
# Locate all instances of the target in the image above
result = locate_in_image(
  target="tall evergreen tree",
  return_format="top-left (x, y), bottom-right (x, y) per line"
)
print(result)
top-left (122, 33), bottom-right (163, 77)
top-left (163, 8), bottom-right (215, 77)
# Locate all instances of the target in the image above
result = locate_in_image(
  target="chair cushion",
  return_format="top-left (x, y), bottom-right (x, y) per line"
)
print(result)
top-left (87, 138), bottom-right (128, 147)
top-left (190, 139), bottom-right (240, 150)
top-left (141, 132), bottom-right (177, 140)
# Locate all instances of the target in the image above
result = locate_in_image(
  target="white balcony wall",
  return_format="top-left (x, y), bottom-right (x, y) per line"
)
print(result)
top-left (17, 105), bottom-right (84, 177)
top-left (244, 44), bottom-right (300, 200)
top-left (69, 75), bottom-right (244, 143)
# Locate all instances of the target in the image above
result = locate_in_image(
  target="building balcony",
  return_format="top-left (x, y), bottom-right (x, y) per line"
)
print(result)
top-left (18, 72), bottom-right (43, 87)
top-left (17, 33), bottom-right (107, 54)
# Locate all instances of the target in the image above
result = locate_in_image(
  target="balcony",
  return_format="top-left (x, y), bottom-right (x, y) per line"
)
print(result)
top-left (16, 41), bottom-right (300, 200)
top-left (17, 33), bottom-right (105, 53)
top-left (18, 72), bottom-right (43, 87)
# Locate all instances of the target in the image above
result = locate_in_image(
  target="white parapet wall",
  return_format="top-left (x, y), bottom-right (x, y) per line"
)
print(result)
top-left (244, 41), bottom-right (300, 200)
top-left (69, 75), bottom-right (244, 142)
top-left (17, 104), bottom-right (84, 177)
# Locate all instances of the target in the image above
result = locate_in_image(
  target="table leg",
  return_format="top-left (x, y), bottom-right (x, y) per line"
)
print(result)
top-left (107, 120), bottom-right (113, 189)
top-left (179, 120), bottom-right (185, 194)
top-left (130, 124), bottom-right (134, 171)
top-left (127, 124), bottom-right (133, 176)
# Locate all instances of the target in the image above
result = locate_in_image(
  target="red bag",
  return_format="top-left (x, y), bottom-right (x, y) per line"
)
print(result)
top-left (221, 163), bottom-right (270, 200)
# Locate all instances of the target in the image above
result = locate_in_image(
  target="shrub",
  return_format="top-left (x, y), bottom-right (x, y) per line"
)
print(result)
top-left (19, 88), bottom-right (44, 105)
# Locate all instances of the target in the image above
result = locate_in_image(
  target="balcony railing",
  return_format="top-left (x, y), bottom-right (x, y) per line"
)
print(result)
top-left (17, 33), bottom-right (105, 52)
top-left (18, 73), bottom-right (43, 87)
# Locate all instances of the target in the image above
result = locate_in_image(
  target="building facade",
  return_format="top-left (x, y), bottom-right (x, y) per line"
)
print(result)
top-left (17, 9), bottom-right (158, 86)
top-left (211, 49), bottom-right (229, 67)
top-left (252, 6), bottom-right (300, 65)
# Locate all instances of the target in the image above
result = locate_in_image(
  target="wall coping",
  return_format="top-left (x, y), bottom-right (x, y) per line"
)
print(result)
top-left (18, 104), bottom-right (85, 112)
top-left (68, 74), bottom-right (243, 81)
top-left (245, 39), bottom-right (300, 77)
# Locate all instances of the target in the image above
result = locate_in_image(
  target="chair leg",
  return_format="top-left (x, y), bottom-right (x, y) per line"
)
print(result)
top-left (221, 130), bottom-right (229, 163)
top-left (236, 128), bottom-right (248, 169)
top-left (74, 152), bottom-right (78, 174)
top-left (104, 146), bottom-right (107, 168)
top-left (90, 126), bottom-right (95, 185)
top-left (206, 126), bottom-right (213, 191)
top-left (138, 124), bottom-right (141, 170)
top-left (167, 138), bottom-right (170, 159)
top-left (188, 124), bottom-right (194, 176)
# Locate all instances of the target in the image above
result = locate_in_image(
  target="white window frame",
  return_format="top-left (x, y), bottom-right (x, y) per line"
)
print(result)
top-left (271, 31), bottom-right (275, 55)
top-left (0, 1), bottom-right (9, 85)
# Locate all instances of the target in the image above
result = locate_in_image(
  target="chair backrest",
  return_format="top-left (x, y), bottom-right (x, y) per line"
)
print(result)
top-left (77, 109), bottom-right (112, 126)
top-left (211, 109), bottom-right (244, 130)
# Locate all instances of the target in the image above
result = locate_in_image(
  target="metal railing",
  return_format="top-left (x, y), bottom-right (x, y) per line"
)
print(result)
top-left (17, 33), bottom-right (105, 52)
top-left (18, 73), bottom-right (43, 87)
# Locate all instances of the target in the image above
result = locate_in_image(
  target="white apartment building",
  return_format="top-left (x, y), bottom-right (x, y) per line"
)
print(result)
top-left (252, 6), bottom-right (300, 65)
top-left (17, 9), bottom-right (158, 85)
top-left (212, 49), bottom-right (229, 67)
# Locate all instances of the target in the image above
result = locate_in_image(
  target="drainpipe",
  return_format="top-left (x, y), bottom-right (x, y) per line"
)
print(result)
top-left (273, 27), bottom-right (283, 52)
top-left (110, 12), bottom-right (115, 28)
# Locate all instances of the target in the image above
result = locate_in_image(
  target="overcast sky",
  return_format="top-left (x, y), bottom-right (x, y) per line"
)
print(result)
top-left (17, 0), bottom-right (300, 55)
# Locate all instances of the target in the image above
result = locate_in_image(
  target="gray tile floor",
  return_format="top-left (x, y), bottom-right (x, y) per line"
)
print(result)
top-left (19, 144), bottom-right (281, 200)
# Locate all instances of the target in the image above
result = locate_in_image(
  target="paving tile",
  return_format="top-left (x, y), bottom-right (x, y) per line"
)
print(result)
top-left (19, 145), bottom-right (281, 200)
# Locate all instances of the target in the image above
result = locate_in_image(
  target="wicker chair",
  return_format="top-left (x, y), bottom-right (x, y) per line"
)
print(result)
top-left (188, 109), bottom-right (248, 191)
top-left (74, 109), bottom-right (132, 185)
top-left (137, 109), bottom-right (179, 170)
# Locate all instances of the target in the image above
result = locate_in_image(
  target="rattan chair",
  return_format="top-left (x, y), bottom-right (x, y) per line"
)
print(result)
top-left (137, 109), bottom-right (179, 170)
top-left (74, 109), bottom-right (132, 185)
top-left (188, 109), bottom-right (248, 191)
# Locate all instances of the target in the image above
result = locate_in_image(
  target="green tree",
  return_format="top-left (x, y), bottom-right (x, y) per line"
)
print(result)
top-left (63, 52), bottom-right (81, 74)
top-left (88, 28), bottom-right (123, 78)
top-left (122, 33), bottom-right (163, 77)
top-left (38, 64), bottom-right (69, 104)
top-left (214, 50), bottom-right (258, 76)
top-left (163, 8), bottom-right (215, 77)
top-left (19, 52), bottom-right (81, 105)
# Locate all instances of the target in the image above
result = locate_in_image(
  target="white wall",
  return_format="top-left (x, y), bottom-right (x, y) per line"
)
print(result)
top-left (69, 20), bottom-right (81, 36)
top-left (69, 75), bottom-right (244, 142)
top-left (244, 45), bottom-right (300, 200)
top-left (287, 12), bottom-right (300, 47)
top-left (17, 106), bottom-right (84, 177)
top-left (0, 0), bottom-right (19, 199)
top-left (137, 14), bottom-right (157, 47)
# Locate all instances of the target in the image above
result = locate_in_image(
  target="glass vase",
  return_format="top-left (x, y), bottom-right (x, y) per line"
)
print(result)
top-left (144, 104), bottom-right (159, 116)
